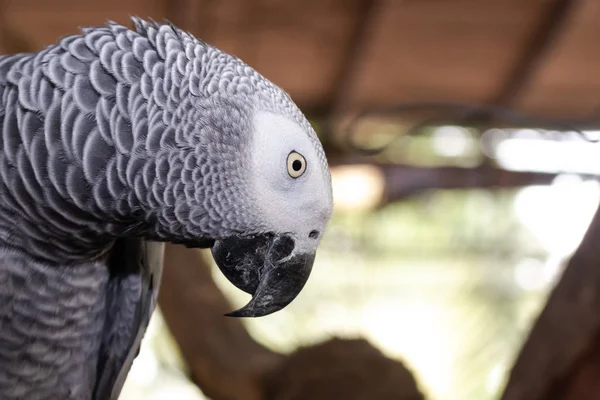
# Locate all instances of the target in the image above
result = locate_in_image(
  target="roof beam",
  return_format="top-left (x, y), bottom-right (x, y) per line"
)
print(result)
top-left (491, 0), bottom-right (576, 107)
top-left (0, 0), bottom-right (8, 54)
top-left (167, 0), bottom-right (206, 36)
top-left (326, 0), bottom-right (382, 119)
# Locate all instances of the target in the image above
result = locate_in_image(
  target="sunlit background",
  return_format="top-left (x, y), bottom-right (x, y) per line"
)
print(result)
top-left (119, 126), bottom-right (600, 400)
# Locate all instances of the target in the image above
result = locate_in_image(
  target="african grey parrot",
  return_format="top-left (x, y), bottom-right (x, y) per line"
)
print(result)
top-left (0, 17), bottom-right (333, 399)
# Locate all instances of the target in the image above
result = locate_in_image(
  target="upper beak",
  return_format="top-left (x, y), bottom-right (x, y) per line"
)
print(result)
top-left (210, 234), bottom-right (315, 317)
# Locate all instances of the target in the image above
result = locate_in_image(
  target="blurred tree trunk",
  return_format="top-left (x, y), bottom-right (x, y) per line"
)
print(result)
top-left (158, 244), bottom-right (283, 400)
top-left (501, 200), bottom-right (600, 400)
top-left (158, 244), bottom-right (425, 400)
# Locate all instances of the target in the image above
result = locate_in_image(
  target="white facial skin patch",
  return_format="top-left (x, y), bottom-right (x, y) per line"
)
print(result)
top-left (250, 111), bottom-right (333, 254)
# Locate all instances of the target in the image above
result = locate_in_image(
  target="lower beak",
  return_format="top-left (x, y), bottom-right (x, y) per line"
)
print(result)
top-left (210, 234), bottom-right (315, 317)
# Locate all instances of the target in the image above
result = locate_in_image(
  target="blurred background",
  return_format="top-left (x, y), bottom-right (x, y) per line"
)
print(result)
top-left (3, 0), bottom-right (600, 399)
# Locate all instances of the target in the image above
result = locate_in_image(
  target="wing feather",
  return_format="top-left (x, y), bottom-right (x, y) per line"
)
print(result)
top-left (93, 239), bottom-right (164, 400)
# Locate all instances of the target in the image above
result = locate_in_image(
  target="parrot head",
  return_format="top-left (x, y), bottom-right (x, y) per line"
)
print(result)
top-left (209, 110), bottom-right (333, 318)
top-left (129, 19), bottom-right (334, 318)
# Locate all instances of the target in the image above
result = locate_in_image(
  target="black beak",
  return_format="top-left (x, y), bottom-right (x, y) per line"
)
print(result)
top-left (210, 234), bottom-right (315, 318)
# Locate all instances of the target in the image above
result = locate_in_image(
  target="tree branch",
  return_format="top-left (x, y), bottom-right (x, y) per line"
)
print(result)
top-left (330, 160), bottom-right (591, 206)
top-left (379, 163), bottom-right (572, 202)
top-left (158, 244), bottom-right (426, 400)
top-left (158, 244), bottom-right (283, 400)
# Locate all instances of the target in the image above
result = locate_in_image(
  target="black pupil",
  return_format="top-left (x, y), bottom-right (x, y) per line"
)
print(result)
top-left (292, 159), bottom-right (303, 172)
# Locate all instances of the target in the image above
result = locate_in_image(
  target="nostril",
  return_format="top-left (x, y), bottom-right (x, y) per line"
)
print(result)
top-left (309, 230), bottom-right (319, 239)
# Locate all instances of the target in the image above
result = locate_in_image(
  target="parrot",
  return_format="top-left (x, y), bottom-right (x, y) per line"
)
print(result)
top-left (0, 17), bottom-right (333, 400)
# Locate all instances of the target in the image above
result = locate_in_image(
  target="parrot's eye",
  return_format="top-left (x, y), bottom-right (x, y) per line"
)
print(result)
top-left (287, 151), bottom-right (307, 178)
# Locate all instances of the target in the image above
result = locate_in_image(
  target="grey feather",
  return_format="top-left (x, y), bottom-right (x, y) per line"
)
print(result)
top-left (0, 252), bottom-right (109, 399)
top-left (0, 16), bottom-right (320, 399)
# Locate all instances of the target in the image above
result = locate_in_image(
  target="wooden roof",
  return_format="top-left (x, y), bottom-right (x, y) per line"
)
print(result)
top-left (1, 0), bottom-right (599, 125)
